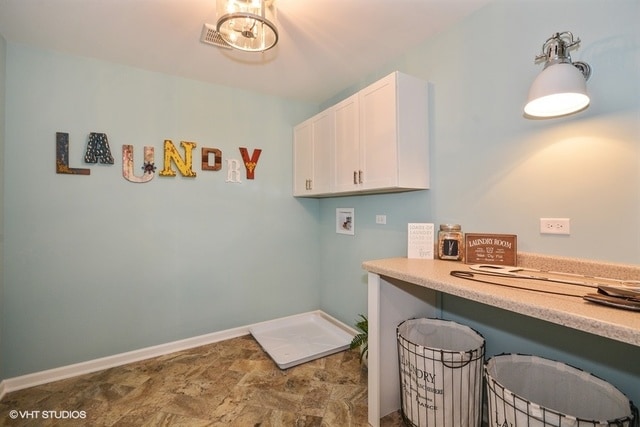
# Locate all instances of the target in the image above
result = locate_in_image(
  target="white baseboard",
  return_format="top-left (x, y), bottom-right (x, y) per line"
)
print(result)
top-left (1, 323), bottom-right (249, 396)
top-left (0, 310), bottom-right (349, 399)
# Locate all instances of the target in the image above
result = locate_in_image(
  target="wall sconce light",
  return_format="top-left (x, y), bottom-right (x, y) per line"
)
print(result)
top-left (524, 32), bottom-right (592, 118)
top-left (216, 0), bottom-right (278, 53)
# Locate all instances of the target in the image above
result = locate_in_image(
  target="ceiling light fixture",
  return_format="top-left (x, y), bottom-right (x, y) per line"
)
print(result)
top-left (216, 0), bottom-right (278, 53)
top-left (524, 31), bottom-right (592, 119)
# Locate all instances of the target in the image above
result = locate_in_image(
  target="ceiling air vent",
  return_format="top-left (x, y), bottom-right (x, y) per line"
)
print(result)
top-left (200, 23), bottom-right (232, 49)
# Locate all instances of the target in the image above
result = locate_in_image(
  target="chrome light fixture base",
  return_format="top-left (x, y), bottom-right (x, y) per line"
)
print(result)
top-left (524, 31), bottom-right (592, 119)
top-left (216, 0), bottom-right (278, 53)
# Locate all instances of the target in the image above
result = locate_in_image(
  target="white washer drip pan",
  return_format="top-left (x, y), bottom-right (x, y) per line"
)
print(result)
top-left (249, 311), bottom-right (356, 369)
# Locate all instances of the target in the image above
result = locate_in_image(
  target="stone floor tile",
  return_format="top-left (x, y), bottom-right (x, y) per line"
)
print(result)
top-left (0, 335), bottom-right (404, 427)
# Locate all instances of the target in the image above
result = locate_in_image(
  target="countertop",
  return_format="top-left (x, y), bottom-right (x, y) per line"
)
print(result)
top-left (362, 257), bottom-right (640, 347)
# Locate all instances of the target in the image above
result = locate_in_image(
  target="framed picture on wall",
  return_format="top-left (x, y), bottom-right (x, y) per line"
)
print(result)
top-left (336, 208), bottom-right (355, 235)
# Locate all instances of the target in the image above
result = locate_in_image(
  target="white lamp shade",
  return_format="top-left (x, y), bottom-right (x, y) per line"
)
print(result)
top-left (524, 63), bottom-right (590, 118)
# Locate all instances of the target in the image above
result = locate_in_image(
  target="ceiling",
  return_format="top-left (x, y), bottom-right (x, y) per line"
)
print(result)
top-left (0, 0), bottom-right (491, 104)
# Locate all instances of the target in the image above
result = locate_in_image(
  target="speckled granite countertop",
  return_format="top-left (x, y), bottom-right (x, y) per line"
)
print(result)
top-left (362, 253), bottom-right (640, 347)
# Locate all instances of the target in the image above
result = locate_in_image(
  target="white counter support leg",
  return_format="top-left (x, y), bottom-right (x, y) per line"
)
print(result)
top-left (367, 272), bottom-right (438, 427)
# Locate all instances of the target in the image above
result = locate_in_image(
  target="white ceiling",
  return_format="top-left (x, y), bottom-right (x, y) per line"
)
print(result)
top-left (0, 0), bottom-right (491, 104)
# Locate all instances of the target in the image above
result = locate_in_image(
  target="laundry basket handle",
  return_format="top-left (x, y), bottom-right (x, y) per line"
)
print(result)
top-left (440, 350), bottom-right (475, 369)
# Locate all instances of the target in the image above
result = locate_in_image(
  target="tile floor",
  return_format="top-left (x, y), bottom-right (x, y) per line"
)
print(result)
top-left (0, 335), bottom-right (405, 426)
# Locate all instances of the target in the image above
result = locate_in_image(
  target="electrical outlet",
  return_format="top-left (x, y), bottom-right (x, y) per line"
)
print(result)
top-left (375, 215), bottom-right (387, 225)
top-left (540, 218), bottom-right (570, 235)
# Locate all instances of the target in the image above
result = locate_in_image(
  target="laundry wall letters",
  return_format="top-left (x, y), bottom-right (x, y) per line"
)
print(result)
top-left (55, 132), bottom-right (263, 184)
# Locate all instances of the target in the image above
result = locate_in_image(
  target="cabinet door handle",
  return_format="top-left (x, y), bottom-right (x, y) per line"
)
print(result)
top-left (358, 170), bottom-right (363, 184)
top-left (353, 171), bottom-right (358, 185)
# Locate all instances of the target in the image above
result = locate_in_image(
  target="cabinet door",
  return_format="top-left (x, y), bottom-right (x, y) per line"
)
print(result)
top-left (333, 94), bottom-right (360, 193)
top-left (293, 119), bottom-right (313, 196)
top-left (310, 109), bottom-right (333, 195)
top-left (359, 73), bottom-right (398, 190)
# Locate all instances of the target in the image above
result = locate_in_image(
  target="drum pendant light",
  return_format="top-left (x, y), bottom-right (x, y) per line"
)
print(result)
top-left (216, 0), bottom-right (278, 53)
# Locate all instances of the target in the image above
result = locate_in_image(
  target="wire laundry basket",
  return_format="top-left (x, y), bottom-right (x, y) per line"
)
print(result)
top-left (397, 318), bottom-right (485, 427)
top-left (485, 354), bottom-right (638, 427)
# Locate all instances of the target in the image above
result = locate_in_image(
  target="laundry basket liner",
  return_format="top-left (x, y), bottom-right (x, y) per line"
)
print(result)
top-left (397, 318), bottom-right (485, 427)
top-left (485, 353), bottom-right (638, 427)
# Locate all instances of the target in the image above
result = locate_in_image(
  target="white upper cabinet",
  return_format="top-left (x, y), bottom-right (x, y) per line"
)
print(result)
top-left (293, 109), bottom-right (333, 196)
top-left (294, 71), bottom-right (429, 197)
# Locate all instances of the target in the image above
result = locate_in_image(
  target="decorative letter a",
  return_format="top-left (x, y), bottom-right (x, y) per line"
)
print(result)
top-left (84, 132), bottom-right (114, 164)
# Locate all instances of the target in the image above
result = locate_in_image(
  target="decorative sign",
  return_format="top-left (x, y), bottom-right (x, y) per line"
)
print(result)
top-left (407, 223), bottom-right (435, 259)
top-left (55, 132), bottom-right (263, 184)
top-left (464, 233), bottom-right (517, 266)
top-left (407, 222), bottom-right (434, 259)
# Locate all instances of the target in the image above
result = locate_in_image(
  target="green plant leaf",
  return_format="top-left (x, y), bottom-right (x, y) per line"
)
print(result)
top-left (350, 333), bottom-right (367, 350)
top-left (354, 314), bottom-right (368, 333)
top-left (350, 314), bottom-right (368, 362)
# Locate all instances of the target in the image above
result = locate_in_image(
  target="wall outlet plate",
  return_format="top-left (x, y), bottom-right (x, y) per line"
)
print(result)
top-left (540, 218), bottom-right (570, 235)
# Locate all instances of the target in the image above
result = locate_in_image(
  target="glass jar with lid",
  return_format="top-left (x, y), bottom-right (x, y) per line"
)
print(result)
top-left (438, 224), bottom-right (463, 261)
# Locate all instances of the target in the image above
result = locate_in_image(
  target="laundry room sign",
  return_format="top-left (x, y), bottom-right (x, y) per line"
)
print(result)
top-left (464, 233), bottom-right (517, 266)
top-left (55, 132), bottom-right (263, 184)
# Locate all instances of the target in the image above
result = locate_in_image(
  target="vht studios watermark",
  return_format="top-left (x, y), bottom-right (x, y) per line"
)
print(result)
top-left (8, 410), bottom-right (87, 420)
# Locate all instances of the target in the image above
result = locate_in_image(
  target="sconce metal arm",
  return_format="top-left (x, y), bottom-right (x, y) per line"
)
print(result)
top-left (534, 31), bottom-right (591, 80)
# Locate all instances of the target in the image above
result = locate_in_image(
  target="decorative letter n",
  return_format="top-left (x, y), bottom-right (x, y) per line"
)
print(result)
top-left (160, 140), bottom-right (197, 177)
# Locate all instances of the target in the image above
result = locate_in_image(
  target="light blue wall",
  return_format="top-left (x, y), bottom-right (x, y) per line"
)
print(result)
top-left (1, 0), bottom-right (639, 408)
top-left (318, 192), bottom-right (431, 322)
top-left (2, 45), bottom-right (320, 377)
top-left (318, 0), bottom-right (640, 408)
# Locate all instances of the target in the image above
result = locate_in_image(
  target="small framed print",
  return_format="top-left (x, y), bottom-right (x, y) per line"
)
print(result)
top-left (465, 233), bottom-right (517, 266)
top-left (336, 208), bottom-right (355, 235)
